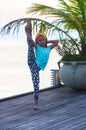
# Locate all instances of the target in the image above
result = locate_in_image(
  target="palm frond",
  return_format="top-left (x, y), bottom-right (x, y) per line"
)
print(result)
top-left (26, 2), bottom-right (84, 33)
top-left (0, 18), bottom-right (27, 35)
top-left (0, 17), bottom-right (74, 41)
top-left (0, 18), bottom-right (50, 35)
top-left (26, 3), bottom-right (59, 17)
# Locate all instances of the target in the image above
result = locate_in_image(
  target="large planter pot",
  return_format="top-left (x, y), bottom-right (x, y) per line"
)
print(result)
top-left (59, 61), bottom-right (86, 90)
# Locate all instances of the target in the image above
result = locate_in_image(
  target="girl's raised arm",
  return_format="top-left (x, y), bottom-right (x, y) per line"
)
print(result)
top-left (47, 40), bottom-right (59, 49)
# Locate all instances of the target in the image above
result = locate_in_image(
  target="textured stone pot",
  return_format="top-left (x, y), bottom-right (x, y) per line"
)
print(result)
top-left (59, 61), bottom-right (86, 90)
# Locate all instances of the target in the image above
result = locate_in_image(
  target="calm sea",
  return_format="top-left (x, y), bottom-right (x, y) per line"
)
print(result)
top-left (0, 39), bottom-right (61, 99)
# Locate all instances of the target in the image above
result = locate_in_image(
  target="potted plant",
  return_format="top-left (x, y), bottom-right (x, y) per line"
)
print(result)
top-left (0, 0), bottom-right (86, 90)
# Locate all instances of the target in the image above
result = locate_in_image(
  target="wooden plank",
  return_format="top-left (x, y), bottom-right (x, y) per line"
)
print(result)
top-left (0, 87), bottom-right (86, 130)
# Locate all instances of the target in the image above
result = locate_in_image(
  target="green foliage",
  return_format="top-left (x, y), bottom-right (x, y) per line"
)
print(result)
top-left (61, 54), bottom-right (86, 61)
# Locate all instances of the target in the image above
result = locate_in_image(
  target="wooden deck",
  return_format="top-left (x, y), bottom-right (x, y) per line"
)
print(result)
top-left (0, 86), bottom-right (86, 130)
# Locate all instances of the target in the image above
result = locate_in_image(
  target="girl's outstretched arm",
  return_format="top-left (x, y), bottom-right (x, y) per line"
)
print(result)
top-left (47, 40), bottom-right (59, 49)
top-left (25, 20), bottom-right (37, 47)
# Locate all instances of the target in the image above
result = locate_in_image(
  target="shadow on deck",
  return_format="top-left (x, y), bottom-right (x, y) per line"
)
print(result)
top-left (0, 86), bottom-right (86, 130)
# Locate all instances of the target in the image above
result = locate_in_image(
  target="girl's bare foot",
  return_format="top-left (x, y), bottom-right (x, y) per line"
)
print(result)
top-left (33, 104), bottom-right (39, 110)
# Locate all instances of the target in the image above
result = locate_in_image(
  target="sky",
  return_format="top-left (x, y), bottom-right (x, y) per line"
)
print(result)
top-left (0, 0), bottom-right (57, 25)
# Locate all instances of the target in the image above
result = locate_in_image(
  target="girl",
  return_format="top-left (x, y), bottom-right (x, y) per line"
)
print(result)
top-left (25, 20), bottom-right (59, 110)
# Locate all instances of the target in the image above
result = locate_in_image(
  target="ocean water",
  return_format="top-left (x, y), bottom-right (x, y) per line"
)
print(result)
top-left (0, 39), bottom-right (61, 99)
